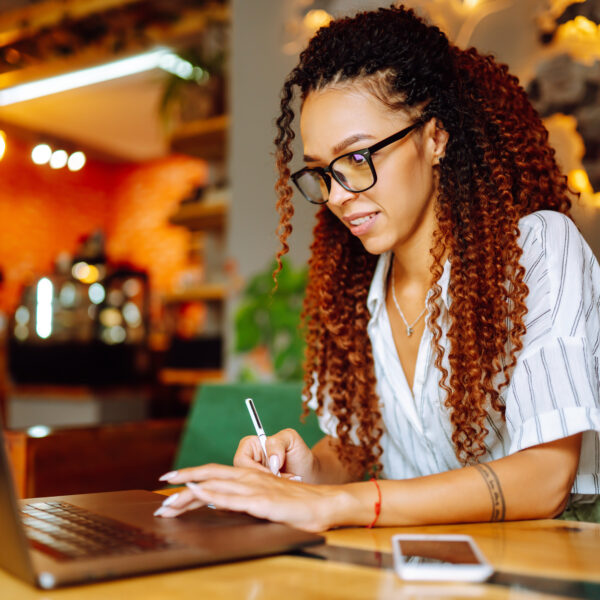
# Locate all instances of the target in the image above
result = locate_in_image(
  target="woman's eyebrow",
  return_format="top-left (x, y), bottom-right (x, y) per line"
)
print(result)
top-left (303, 133), bottom-right (377, 163)
top-left (332, 133), bottom-right (376, 155)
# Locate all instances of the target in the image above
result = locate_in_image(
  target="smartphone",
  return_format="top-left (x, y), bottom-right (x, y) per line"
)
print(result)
top-left (392, 534), bottom-right (493, 582)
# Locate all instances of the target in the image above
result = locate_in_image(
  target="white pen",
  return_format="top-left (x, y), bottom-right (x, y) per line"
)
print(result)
top-left (245, 397), bottom-right (280, 476)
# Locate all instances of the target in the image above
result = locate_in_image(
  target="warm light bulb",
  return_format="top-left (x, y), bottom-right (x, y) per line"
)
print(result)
top-left (462, 0), bottom-right (482, 8)
top-left (0, 130), bottom-right (6, 160)
top-left (80, 264), bottom-right (99, 284)
top-left (570, 15), bottom-right (597, 36)
top-left (569, 169), bottom-right (593, 194)
top-left (67, 151), bottom-right (86, 171)
top-left (72, 261), bottom-right (90, 281)
top-left (32, 143), bottom-right (52, 165)
top-left (304, 9), bottom-right (332, 31)
top-left (556, 16), bottom-right (600, 43)
top-left (72, 261), bottom-right (99, 283)
top-left (49, 149), bottom-right (68, 169)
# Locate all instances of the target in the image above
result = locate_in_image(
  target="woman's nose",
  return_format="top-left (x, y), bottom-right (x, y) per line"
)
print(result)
top-left (327, 179), bottom-right (357, 207)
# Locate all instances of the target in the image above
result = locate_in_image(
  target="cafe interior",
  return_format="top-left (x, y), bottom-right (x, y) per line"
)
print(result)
top-left (0, 0), bottom-right (600, 597)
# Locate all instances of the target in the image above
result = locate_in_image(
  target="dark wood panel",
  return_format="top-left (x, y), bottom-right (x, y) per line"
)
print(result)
top-left (4, 418), bottom-right (184, 498)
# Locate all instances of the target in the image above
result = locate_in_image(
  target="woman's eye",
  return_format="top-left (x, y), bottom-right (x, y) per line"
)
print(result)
top-left (349, 153), bottom-right (366, 165)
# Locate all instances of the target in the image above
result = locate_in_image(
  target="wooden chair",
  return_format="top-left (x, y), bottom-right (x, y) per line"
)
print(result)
top-left (3, 419), bottom-right (184, 498)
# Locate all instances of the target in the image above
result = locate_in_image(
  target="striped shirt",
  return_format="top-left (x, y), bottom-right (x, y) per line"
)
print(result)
top-left (312, 210), bottom-right (600, 494)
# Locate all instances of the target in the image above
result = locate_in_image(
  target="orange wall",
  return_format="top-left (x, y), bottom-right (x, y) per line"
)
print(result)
top-left (0, 135), bottom-right (207, 317)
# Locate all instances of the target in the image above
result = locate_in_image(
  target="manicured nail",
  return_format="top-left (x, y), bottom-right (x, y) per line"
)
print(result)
top-left (269, 455), bottom-right (280, 475)
top-left (289, 475), bottom-right (303, 481)
top-left (162, 493), bottom-right (179, 507)
top-left (159, 470), bottom-right (178, 481)
top-left (186, 482), bottom-right (202, 494)
top-left (153, 506), bottom-right (168, 517)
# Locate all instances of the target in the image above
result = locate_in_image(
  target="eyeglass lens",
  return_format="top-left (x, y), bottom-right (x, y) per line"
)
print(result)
top-left (332, 153), bottom-right (373, 193)
top-left (296, 152), bottom-right (374, 203)
top-left (295, 170), bottom-right (329, 204)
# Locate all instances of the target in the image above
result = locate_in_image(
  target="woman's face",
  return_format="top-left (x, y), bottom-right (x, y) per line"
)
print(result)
top-left (299, 85), bottom-right (447, 256)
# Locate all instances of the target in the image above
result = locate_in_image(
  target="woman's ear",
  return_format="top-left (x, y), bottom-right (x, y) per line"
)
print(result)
top-left (428, 119), bottom-right (449, 165)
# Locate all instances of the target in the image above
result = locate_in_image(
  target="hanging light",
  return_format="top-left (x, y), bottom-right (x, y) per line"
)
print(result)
top-left (32, 143), bottom-right (52, 165)
top-left (67, 151), bottom-right (86, 171)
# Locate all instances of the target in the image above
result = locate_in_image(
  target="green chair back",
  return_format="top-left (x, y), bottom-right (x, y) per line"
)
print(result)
top-left (173, 382), bottom-right (323, 469)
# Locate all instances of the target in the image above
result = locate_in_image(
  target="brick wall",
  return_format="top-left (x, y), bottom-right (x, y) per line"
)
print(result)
top-left (0, 135), bottom-right (207, 317)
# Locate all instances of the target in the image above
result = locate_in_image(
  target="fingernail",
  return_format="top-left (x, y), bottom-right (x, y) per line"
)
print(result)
top-left (186, 482), bottom-right (202, 494)
top-left (162, 493), bottom-right (179, 507)
top-left (159, 470), bottom-right (178, 481)
top-left (153, 506), bottom-right (168, 517)
top-left (290, 475), bottom-right (303, 482)
top-left (269, 455), bottom-right (280, 475)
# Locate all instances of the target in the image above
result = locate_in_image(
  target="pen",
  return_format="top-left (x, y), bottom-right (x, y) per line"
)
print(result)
top-left (245, 397), bottom-right (268, 462)
top-left (245, 397), bottom-right (280, 476)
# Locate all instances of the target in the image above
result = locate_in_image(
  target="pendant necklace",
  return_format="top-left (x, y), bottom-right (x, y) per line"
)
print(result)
top-left (390, 259), bottom-right (427, 337)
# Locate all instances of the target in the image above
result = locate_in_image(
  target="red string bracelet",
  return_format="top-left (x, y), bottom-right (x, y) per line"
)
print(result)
top-left (367, 477), bottom-right (381, 529)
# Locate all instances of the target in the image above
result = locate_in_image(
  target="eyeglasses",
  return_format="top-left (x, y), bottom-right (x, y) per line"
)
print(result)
top-left (291, 121), bottom-right (423, 205)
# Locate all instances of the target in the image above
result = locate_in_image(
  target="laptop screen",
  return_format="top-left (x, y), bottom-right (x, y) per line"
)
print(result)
top-left (0, 428), bottom-right (37, 586)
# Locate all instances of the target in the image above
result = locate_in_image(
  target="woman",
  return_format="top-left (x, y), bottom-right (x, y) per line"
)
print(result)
top-left (155, 6), bottom-right (600, 530)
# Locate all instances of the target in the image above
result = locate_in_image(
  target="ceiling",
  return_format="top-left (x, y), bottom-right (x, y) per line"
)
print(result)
top-left (0, 69), bottom-right (170, 162)
top-left (0, 0), bottom-right (228, 162)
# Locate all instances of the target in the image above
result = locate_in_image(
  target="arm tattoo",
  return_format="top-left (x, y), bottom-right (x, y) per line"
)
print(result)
top-left (475, 463), bottom-right (506, 522)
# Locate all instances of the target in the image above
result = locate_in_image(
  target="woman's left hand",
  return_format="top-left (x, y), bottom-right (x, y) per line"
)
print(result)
top-left (154, 464), bottom-right (349, 532)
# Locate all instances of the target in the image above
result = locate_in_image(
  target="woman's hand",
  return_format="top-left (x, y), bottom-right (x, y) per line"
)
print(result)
top-left (154, 464), bottom-right (347, 532)
top-left (233, 428), bottom-right (320, 482)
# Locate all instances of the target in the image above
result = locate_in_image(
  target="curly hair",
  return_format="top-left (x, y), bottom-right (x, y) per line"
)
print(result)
top-left (273, 5), bottom-right (573, 475)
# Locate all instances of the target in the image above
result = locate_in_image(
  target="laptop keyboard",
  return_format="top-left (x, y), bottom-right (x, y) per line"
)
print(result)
top-left (20, 501), bottom-right (175, 561)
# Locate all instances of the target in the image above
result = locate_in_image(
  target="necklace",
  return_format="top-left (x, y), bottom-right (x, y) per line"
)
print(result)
top-left (390, 260), bottom-right (428, 337)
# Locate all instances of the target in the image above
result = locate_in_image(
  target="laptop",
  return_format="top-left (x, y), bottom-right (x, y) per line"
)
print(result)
top-left (0, 429), bottom-right (324, 589)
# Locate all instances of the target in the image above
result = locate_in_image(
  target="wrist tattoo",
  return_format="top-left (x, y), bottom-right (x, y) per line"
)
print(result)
top-left (475, 463), bottom-right (506, 522)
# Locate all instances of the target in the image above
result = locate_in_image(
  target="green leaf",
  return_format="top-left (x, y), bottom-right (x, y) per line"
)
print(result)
top-left (234, 304), bottom-right (263, 351)
top-left (233, 257), bottom-right (308, 381)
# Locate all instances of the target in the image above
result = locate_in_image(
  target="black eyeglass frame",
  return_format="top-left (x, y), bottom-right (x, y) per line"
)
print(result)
top-left (291, 120), bottom-right (424, 205)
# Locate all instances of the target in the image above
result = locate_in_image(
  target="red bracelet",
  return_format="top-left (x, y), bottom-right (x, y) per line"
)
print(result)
top-left (367, 477), bottom-right (381, 529)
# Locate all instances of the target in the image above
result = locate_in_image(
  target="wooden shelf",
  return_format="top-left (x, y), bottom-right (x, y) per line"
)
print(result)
top-left (158, 368), bottom-right (225, 386)
top-left (169, 200), bottom-right (227, 230)
top-left (164, 283), bottom-right (228, 303)
top-left (170, 114), bottom-right (228, 161)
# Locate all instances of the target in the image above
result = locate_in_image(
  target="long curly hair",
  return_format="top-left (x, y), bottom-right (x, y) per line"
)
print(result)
top-left (273, 5), bottom-right (573, 475)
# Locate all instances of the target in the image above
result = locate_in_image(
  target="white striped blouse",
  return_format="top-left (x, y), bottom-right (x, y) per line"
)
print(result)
top-left (311, 210), bottom-right (600, 495)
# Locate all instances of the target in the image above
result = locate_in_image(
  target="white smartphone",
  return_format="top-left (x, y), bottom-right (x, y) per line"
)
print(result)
top-left (392, 534), bottom-right (493, 582)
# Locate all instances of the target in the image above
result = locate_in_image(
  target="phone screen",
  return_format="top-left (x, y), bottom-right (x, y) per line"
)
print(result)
top-left (398, 539), bottom-right (482, 565)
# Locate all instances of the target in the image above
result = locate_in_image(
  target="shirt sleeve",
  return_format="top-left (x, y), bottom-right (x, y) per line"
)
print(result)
top-left (504, 212), bottom-right (600, 491)
top-left (306, 374), bottom-right (364, 443)
top-left (306, 374), bottom-right (340, 438)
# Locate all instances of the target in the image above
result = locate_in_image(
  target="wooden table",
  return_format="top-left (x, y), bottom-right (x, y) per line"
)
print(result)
top-left (0, 516), bottom-right (598, 600)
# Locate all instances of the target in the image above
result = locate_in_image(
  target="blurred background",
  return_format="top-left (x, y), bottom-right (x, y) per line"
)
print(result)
top-left (0, 0), bottom-right (599, 495)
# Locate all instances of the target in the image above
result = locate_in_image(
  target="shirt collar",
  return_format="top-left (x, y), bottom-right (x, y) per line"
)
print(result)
top-left (367, 251), bottom-right (452, 318)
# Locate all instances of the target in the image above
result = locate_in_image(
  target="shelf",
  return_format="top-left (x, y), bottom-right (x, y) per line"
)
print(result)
top-left (170, 114), bottom-right (228, 161)
top-left (158, 368), bottom-right (225, 386)
top-left (169, 200), bottom-right (227, 230)
top-left (163, 283), bottom-right (228, 303)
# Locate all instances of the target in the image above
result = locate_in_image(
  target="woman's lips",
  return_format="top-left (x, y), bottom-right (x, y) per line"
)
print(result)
top-left (345, 211), bottom-right (379, 236)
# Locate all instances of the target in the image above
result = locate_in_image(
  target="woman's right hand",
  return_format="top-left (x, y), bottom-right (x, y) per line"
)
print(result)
top-left (233, 428), bottom-right (319, 482)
